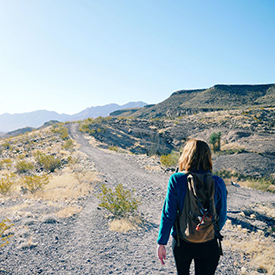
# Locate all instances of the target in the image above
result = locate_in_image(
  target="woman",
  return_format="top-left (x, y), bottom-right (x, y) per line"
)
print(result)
top-left (157, 139), bottom-right (227, 275)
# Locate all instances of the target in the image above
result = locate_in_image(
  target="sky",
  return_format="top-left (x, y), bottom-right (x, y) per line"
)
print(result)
top-left (0, 0), bottom-right (274, 115)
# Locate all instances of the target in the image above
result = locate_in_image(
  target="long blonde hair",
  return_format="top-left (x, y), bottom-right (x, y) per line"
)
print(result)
top-left (178, 139), bottom-right (212, 172)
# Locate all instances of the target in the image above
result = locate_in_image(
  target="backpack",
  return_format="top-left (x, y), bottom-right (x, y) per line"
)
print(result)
top-left (175, 172), bottom-right (223, 253)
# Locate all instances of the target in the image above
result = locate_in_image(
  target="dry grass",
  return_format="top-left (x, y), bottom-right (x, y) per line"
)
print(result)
top-left (240, 179), bottom-right (275, 193)
top-left (224, 232), bottom-right (275, 275)
top-left (31, 167), bottom-right (97, 201)
top-left (0, 125), bottom-right (99, 222)
top-left (109, 218), bottom-right (136, 232)
top-left (221, 142), bottom-right (245, 151)
top-left (224, 203), bottom-right (275, 275)
top-left (55, 205), bottom-right (83, 218)
top-left (109, 216), bottom-right (142, 233)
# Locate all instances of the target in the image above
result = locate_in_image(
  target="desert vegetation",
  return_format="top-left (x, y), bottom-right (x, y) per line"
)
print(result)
top-left (77, 107), bottom-right (275, 194)
top-left (97, 183), bottom-right (141, 218)
top-left (0, 218), bottom-right (13, 247)
top-left (0, 122), bottom-right (98, 253)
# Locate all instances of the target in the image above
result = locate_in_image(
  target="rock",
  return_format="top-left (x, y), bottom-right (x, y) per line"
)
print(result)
top-left (40, 215), bottom-right (58, 224)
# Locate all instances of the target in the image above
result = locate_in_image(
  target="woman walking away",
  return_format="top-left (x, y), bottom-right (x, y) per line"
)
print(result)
top-left (157, 139), bottom-right (227, 275)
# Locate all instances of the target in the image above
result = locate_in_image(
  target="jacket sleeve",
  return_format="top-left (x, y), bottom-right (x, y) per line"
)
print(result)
top-left (214, 176), bottom-right (227, 230)
top-left (157, 174), bottom-right (179, 245)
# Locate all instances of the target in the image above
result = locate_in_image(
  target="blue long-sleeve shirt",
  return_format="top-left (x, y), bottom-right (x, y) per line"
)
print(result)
top-left (157, 170), bottom-right (227, 245)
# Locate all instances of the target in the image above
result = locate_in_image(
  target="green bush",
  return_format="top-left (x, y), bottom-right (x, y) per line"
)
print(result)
top-left (34, 151), bottom-right (61, 172)
top-left (96, 184), bottom-right (141, 217)
top-left (0, 174), bottom-right (15, 195)
top-left (209, 132), bottom-right (222, 152)
top-left (160, 151), bottom-right (180, 167)
top-left (21, 173), bottom-right (50, 193)
top-left (0, 218), bottom-right (13, 247)
top-left (15, 160), bottom-right (35, 174)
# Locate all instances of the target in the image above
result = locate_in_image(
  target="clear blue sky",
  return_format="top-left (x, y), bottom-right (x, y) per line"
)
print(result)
top-left (0, 0), bottom-right (274, 115)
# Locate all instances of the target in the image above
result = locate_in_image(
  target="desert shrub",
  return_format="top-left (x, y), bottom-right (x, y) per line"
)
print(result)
top-left (34, 151), bottom-right (61, 172)
top-left (79, 118), bottom-right (95, 133)
top-left (79, 123), bottom-right (90, 133)
top-left (0, 159), bottom-right (12, 169)
top-left (246, 177), bottom-right (275, 193)
top-left (160, 151), bottom-right (180, 167)
top-left (1, 142), bottom-right (11, 150)
top-left (15, 160), bottom-right (35, 174)
top-left (62, 139), bottom-right (74, 150)
top-left (21, 173), bottom-right (50, 193)
top-left (214, 169), bottom-right (241, 179)
top-left (17, 154), bottom-right (26, 160)
top-left (0, 218), bottom-right (13, 247)
top-left (108, 146), bottom-right (119, 152)
top-left (214, 169), bottom-right (275, 193)
top-left (51, 123), bottom-right (69, 140)
top-left (209, 132), bottom-right (222, 152)
top-left (69, 156), bottom-right (89, 184)
top-left (96, 184), bottom-right (141, 217)
top-left (0, 174), bottom-right (15, 195)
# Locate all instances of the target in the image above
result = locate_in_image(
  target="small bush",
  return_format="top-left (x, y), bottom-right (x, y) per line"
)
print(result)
top-left (160, 151), bottom-right (180, 167)
top-left (34, 151), bottom-right (61, 172)
top-left (62, 139), bottom-right (74, 150)
top-left (2, 142), bottom-right (11, 150)
top-left (0, 218), bottom-right (14, 247)
top-left (214, 169), bottom-right (275, 193)
top-left (15, 160), bottom-right (35, 174)
top-left (96, 184), bottom-right (141, 217)
top-left (0, 174), bottom-right (15, 195)
top-left (108, 146), bottom-right (119, 152)
top-left (21, 173), bottom-right (50, 193)
top-left (69, 156), bottom-right (89, 184)
top-left (0, 159), bottom-right (13, 169)
top-left (51, 123), bottom-right (69, 140)
top-left (209, 132), bottom-right (222, 152)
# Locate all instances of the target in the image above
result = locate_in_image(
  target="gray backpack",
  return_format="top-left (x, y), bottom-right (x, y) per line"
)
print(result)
top-left (176, 172), bottom-right (223, 253)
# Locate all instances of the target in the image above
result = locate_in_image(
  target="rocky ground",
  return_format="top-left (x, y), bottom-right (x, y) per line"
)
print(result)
top-left (79, 108), bottom-right (275, 180)
top-left (0, 123), bottom-right (274, 274)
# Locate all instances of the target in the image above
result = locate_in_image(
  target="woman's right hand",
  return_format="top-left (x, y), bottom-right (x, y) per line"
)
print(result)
top-left (157, 244), bottom-right (166, 265)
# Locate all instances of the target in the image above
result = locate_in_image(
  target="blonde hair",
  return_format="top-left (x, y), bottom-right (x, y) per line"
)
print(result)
top-left (178, 139), bottom-right (212, 172)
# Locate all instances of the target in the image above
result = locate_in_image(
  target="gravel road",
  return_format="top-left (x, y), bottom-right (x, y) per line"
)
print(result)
top-left (0, 123), bottom-right (274, 274)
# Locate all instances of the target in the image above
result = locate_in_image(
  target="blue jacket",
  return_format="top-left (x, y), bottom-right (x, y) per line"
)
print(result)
top-left (157, 170), bottom-right (227, 245)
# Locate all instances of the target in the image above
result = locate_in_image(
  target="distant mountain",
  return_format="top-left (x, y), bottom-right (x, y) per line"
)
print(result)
top-left (0, 102), bottom-right (147, 132)
top-left (70, 102), bottom-right (147, 121)
top-left (110, 84), bottom-right (275, 119)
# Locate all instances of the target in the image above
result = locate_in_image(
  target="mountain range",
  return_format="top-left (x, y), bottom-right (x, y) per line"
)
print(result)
top-left (0, 102), bottom-right (147, 133)
top-left (1, 83), bottom-right (275, 134)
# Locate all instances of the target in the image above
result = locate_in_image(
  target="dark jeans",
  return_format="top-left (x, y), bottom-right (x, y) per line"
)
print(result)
top-left (172, 237), bottom-right (220, 275)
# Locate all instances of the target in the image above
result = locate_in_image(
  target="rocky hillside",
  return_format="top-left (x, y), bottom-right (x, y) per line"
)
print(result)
top-left (79, 107), bottom-right (275, 184)
top-left (111, 84), bottom-right (275, 119)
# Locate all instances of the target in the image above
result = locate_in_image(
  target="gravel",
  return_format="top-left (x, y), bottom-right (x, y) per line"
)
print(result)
top-left (0, 124), bottom-right (274, 274)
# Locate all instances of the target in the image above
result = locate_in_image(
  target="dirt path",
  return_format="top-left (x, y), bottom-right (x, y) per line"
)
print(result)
top-left (1, 123), bottom-right (274, 274)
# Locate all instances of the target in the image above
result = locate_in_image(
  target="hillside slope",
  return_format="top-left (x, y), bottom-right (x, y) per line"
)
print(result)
top-left (111, 84), bottom-right (275, 119)
top-left (79, 107), bottom-right (275, 181)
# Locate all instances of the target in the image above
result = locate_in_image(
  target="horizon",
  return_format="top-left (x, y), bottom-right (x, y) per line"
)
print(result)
top-left (0, 0), bottom-right (274, 115)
